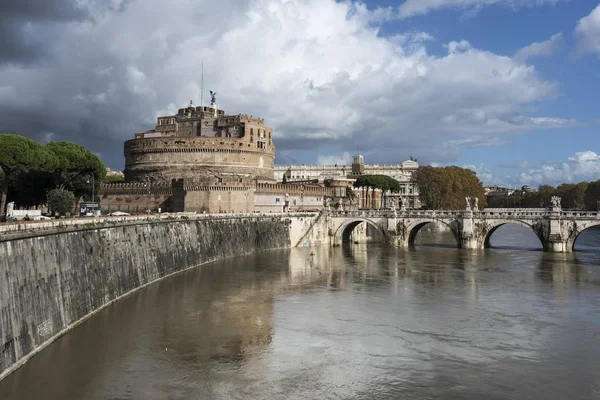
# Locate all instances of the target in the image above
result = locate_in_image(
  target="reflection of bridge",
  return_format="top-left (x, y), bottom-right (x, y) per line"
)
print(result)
top-left (300, 208), bottom-right (600, 253)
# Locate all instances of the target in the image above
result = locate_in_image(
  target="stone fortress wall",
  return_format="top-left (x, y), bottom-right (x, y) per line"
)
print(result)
top-left (124, 136), bottom-right (275, 185)
top-left (101, 180), bottom-right (334, 214)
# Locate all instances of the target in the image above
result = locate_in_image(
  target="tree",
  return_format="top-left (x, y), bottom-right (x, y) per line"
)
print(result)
top-left (282, 174), bottom-right (288, 184)
top-left (47, 189), bottom-right (76, 216)
top-left (412, 166), bottom-right (487, 210)
top-left (0, 134), bottom-right (58, 216)
top-left (537, 185), bottom-right (556, 207)
top-left (555, 182), bottom-right (588, 209)
top-left (353, 175), bottom-right (401, 208)
top-left (45, 141), bottom-right (106, 205)
top-left (102, 175), bottom-right (125, 184)
top-left (584, 180), bottom-right (600, 210)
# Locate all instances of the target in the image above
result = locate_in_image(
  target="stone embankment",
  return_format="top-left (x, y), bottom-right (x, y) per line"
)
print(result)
top-left (0, 213), bottom-right (319, 380)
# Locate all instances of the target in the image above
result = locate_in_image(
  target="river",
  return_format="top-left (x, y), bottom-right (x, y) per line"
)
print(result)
top-left (2, 225), bottom-right (600, 399)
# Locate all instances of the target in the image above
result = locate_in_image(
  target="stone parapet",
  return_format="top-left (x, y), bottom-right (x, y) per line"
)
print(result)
top-left (256, 182), bottom-right (334, 196)
top-left (125, 137), bottom-right (274, 155)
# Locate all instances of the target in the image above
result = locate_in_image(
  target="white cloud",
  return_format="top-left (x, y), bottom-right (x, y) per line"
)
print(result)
top-left (317, 152), bottom-right (353, 165)
top-left (0, 0), bottom-right (572, 167)
top-left (397, 0), bottom-right (564, 18)
top-left (463, 164), bottom-right (495, 185)
top-left (517, 151), bottom-right (600, 186)
top-left (575, 4), bottom-right (600, 57)
top-left (513, 33), bottom-right (564, 62)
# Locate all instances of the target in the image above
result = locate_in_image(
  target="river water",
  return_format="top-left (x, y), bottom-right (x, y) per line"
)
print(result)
top-left (2, 225), bottom-right (600, 400)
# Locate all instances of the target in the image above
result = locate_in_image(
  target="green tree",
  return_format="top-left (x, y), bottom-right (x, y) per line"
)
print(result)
top-left (47, 189), bottom-right (76, 217)
top-left (412, 166), bottom-right (487, 210)
top-left (353, 175), bottom-right (401, 208)
top-left (537, 184), bottom-right (556, 207)
top-left (555, 182), bottom-right (588, 209)
top-left (0, 134), bottom-right (57, 216)
top-left (102, 175), bottom-right (125, 184)
top-left (584, 180), bottom-right (600, 210)
top-left (45, 141), bottom-right (106, 205)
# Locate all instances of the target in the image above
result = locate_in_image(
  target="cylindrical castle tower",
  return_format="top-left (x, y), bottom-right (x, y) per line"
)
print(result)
top-left (123, 104), bottom-right (276, 185)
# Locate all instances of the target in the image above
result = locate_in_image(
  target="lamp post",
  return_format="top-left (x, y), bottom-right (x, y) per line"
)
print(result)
top-left (143, 182), bottom-right (150, 213)
top-left (86, 173), bottom-right (95, 215)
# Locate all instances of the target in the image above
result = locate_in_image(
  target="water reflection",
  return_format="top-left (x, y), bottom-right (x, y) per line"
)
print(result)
top-left (2, 228), bottom-right (600, 399)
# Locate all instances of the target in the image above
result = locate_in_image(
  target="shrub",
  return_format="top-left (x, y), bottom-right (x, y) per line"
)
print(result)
top-left (47, 189), bottom-right (76, 216)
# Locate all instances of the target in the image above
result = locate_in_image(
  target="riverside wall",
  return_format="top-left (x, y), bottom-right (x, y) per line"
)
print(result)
top-left (0, 213), bottom-right (321, 380)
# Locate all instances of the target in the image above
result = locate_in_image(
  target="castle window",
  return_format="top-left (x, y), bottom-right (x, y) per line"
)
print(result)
top-left (251, 128), bottom-right (254, 135)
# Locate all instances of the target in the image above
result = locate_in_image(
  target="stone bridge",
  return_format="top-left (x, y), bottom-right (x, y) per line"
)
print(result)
top-left (301, 207), bottom-right (600, 253)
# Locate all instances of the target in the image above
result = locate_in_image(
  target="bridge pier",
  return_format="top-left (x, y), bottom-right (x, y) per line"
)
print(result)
top-left (459, 211), bottom-right (479, 250)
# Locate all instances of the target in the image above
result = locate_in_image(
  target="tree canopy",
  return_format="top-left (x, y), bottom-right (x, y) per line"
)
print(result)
top-left (353, 175), bottom-right (401, 193)
top-left (0, 135), bottom-right (107, 216)
top-left (0, 134), bottom-right (58, 215)
top-left (584, 181), bottom-right (600, 210)
top-left (412, 166), bottom-right (487, 210)
top-left (46, 141), bottom-right (106, 202)
top-left (488, 182), bottom-right (591, 209)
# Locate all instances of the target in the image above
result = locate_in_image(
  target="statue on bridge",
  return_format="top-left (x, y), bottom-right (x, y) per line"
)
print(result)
top-left (400, 197), bottom-right (408, 211)
top-left (550, 196), bottom-right (562, 211)
top-left (465, 196), bottom-right (479, 211)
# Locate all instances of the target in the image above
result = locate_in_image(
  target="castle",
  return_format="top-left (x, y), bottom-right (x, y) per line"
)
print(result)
top-left (100, 98), bottom-right (420, 213)
top-left (100, 100), bottom-right (331, 213)
top-left (126, 100), bottom-right (275, 185)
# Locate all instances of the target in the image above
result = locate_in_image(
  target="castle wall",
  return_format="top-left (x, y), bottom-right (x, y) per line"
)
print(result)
top-left (182, 188), bottom-right (254, 214)
top-left (100, 182), bottom-right (333, 214)
top-left (124, 137), bottom-right (275, 184)
top-left (100, 184), bottom-right (172, 213)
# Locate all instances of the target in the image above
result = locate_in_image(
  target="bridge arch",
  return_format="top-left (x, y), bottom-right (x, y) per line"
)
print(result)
top-left (483, 220), bottom-right (544, 249)
top-left (567, 221), bottom-right (600, 252)
top-left (405, 219), bottom-right (460, 247)
top-left (333, 218), bottom-right (388, 245)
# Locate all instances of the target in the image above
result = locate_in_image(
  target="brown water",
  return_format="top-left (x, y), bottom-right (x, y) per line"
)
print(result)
top-left (2, 225), bottom-right (600, 400)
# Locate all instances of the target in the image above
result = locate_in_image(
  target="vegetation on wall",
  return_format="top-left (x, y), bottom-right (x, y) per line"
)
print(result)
top-left (412, 166), bottom-right (487, 210)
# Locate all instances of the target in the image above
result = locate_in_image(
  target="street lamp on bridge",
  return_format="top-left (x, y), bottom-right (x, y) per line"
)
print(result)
top-left (85, 173), bottom-right (97, 216)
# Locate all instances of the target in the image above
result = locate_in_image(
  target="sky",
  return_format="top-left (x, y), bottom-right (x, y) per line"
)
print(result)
top-left (0, 0), bottom-right (599, 188)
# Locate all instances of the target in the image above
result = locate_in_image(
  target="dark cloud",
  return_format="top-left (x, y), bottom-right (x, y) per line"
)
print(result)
top-left (0, 0), bottom-right (89, 64)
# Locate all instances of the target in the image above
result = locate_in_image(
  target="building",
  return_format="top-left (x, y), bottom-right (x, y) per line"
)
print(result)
top-left (105, 168), bottom-right (124, 178)
top-left (275, 155), bottom-right (421, 209)
top-left (126, 100), bottom-right (275, 185)
top-left (100, 100), bottom-right (331, 213)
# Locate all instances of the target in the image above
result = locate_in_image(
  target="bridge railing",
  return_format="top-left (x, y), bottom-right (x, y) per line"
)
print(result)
top-left (327, 208), bottom-right (600, 220)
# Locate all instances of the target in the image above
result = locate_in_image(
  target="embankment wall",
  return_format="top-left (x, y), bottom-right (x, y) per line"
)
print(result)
top-left (0, 213), bottom-right (320, 380)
